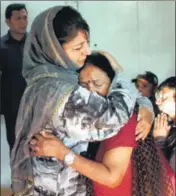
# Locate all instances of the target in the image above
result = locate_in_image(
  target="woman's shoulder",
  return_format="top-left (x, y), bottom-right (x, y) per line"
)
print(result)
top-left (120, 113), bottom-right (137, 132)
top-left (103, 113), bottom-right (138, 150)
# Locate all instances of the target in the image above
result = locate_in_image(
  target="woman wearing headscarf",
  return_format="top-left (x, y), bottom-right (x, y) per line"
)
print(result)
top-left (11, 6), bottom-right (154, 196)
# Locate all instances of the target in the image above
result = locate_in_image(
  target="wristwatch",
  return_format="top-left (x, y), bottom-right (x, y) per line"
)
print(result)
top-left (63, 151), bottom-right (75, 166)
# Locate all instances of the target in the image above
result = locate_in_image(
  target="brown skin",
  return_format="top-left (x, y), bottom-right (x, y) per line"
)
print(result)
top-left (62, 30), bottom-right (91, 67)
top-left (30, 132), bottom-right (133, 188)
top-left (79, 63), bottom-right (111, 96)
top-left (135, 79), bottom-right (154, 97)
top-left (155, 87), bottom-right (176, 119)
top-left (134, 79), bottom-right (155, 140)
top-left (135, 106), bottom-right (153, 140)
top-left (30, 64), bottom-right (153, 188)
top-left (154, 87), bottom-right (175, 140)
top-left (153, 113), bottom-right (171, 138)
top-left (6, 9), bottom-right (28, 41)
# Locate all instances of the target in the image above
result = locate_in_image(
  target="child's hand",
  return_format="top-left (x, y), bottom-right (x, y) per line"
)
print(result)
top-left (153, 113), bottom-right (171, 138)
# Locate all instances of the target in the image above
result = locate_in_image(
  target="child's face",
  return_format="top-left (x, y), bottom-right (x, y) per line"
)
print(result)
top-left (135, 79), bottom-right (154, 97)
top-left (155, 87), bottom-right (176, 118)
top-left (79, 63), bottom-right (111, 96)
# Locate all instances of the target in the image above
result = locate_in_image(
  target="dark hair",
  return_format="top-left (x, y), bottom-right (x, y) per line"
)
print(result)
top-left (5, 3), bottom-right (27, 19)
top-left (158, 76), bottom-right (176, 91)
top-left (53, 6), bottom-right (90, 46)
top-left (79, 52), bottom-right (115, 82)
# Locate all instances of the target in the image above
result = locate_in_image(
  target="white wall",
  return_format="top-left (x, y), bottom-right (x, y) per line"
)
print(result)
top-left (1, 0), bottom-right (175, 187)
top-left (78, 1), bottom-right (175, 82)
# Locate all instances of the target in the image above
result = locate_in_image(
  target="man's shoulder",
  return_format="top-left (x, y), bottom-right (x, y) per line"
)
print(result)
top-left (0, 33), bottom-right (9, 48)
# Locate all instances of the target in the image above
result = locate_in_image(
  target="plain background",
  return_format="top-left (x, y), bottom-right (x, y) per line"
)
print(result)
top-left (1, 0), bottom-right (175, 189)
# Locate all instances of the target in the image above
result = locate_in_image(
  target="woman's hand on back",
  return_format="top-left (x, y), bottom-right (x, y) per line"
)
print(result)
top-left (29, 131), bottom-right (69, 160)
top-left (135, 106), bottom-right (153, 140)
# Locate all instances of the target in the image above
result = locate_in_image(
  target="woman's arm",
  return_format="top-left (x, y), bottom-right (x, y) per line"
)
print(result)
top-left (135, 105), bottom-right (153, 140)
top-left (30, 114), bottom-right (137, 187)
top-left (30, 134), bottom-right (133, 188)
top-left (136, 95), bottom-right (154, 114)
top-left (61, 73), bottom-right (153, 141)
top-left (60, 74), bottom-right (139, 141)
top-left (69, 146), bottom-right (133, 188)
